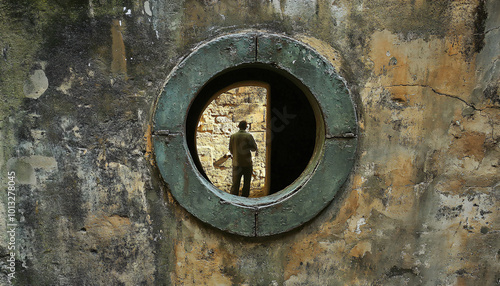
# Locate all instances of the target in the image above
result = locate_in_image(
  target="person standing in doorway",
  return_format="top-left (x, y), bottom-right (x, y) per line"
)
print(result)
top-left (229, 120), bottom-right (258, 197)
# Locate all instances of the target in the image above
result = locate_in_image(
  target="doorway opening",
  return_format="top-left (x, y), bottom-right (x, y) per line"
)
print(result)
top-left (196, 83), bottom-right (271, 197)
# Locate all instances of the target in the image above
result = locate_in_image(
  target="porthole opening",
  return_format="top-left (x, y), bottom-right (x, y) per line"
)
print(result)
top-left (186, 65), bottom-right (321, 197)
top-left (154, 33), bottom-right (357, 236)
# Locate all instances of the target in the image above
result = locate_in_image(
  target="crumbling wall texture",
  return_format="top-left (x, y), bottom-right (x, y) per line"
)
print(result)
top-left (0, 0), bottom-right (498, 285)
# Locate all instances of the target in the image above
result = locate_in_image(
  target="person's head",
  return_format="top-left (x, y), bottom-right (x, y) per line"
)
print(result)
top-left (238, 120), bottom-right (247, 130)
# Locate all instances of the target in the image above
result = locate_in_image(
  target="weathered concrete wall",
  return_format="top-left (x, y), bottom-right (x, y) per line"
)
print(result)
top-left (0, 0), bottom-right (498, 285)
top-left (197, 86), bottom-right (267, 197)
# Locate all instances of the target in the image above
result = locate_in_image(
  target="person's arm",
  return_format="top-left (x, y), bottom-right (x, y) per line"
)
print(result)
top-left (249, 135), bottom-right (257, 152)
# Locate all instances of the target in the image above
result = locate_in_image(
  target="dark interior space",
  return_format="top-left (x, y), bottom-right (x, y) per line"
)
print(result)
top-left (186, 64), bottom-right (317, 195)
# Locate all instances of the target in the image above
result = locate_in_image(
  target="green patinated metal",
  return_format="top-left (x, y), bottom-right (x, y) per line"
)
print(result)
top-left (256, 34), bottom-right (357, 136)
top-left (155, 34), bottom-right (256, 131)
top-left (153, 32), bottom-right (357, 237)
top-left (154, 135), bottom-right (257, 236)
top-left (256, 139), bottom-right (356, 236)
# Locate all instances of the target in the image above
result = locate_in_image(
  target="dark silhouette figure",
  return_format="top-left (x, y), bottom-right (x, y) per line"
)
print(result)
top-left (229, 121), bottom-right (257, 197)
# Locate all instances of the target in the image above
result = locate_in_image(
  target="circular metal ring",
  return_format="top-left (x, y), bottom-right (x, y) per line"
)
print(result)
top-left (153, 32), bottom-right (357, 237)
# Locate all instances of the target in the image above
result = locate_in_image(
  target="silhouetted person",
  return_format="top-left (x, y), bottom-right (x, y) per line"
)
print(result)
top-left (229, 121), bottom-right (257, 197)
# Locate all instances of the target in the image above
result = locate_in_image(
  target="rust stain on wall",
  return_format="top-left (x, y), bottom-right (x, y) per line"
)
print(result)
top-left (111, 19), bottom-right (127, 75)
top-left (85, 215), bottom-right (132, 241)
top-left (144, 124), bottom-right (154, 165)
top-left (449, 131), bottom-right (486, 160)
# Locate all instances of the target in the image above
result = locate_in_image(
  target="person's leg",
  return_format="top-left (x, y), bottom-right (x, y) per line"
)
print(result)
top-left (241, 166), bottom-right (252, 197)
top-left (230, 166), bottom-right (243, 195)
